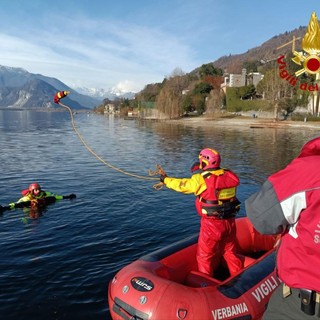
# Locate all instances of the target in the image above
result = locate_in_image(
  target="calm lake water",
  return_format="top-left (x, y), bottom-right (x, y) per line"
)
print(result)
top-left (0, 110), bottom-right (318, 320)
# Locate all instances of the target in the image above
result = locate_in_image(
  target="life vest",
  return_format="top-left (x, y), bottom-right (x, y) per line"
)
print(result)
top-left (195, 169), bottom-right (240, 219)
top-left (19, 190), bottom-right (47, 205)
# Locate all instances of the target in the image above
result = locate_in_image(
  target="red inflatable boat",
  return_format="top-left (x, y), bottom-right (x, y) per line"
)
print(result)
top-left (108, 217), bottom-right (280, 320)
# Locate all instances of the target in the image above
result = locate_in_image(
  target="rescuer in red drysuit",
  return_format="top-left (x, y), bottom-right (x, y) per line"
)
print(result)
top-left (246, 137), bottom-right (320, 319)
top-left (160, 148), bottom-right (243, 277)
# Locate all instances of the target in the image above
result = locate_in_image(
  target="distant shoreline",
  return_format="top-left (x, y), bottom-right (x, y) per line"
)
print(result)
top-left (2, 108), bottom-right (320, 130)
top-left (165, 115), bottom-right (320, 130)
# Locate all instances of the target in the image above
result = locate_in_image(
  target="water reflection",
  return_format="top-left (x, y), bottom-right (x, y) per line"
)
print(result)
top-left (0, 110), bottom-right (319, 320)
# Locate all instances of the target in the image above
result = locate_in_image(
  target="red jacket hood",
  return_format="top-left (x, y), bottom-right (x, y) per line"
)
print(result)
top-left (21, 189), bottom-right (29, 196)
top-left (298, 137), bottom-right (320, 158)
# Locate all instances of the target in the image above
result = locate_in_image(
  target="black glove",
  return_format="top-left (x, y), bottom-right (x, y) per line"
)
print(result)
top-left (160, 175), bottom-right (167, 183)
top-left (63, 194), bottom-right (76, 200)
top-left (0, 205), bottom-right (11, 212)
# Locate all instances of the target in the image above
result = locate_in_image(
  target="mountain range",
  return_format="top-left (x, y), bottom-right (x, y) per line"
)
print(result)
top-left (74, 86), bottom-right (135, 101)
top-left (0, 66), bottom-right (101, 109)
top-left (0, 25), bottom-right (308, 110)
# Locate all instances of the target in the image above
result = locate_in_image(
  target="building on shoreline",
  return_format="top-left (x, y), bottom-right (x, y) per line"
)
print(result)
top-left (221, 68), bottom-right (264, 93)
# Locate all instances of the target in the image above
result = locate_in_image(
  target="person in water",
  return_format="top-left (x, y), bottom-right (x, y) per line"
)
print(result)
top-left (0, 182), bottom-right (76, 213)
top-left (245, 137), bottom-right (320, 319)
top-left (160, 148), bottom-right (243, 277)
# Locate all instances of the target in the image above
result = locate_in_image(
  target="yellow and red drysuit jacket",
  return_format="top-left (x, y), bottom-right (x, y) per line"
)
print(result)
top-left (163, 168), bottom-right (242, 276)
top-left (163, 168), bottom-right (240, 218)
top-left (9, 191), bottom-right (63, 209)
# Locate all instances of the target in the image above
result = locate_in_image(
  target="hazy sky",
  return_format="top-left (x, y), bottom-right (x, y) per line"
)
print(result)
top-left (0, 0), bottom-right (318, 92)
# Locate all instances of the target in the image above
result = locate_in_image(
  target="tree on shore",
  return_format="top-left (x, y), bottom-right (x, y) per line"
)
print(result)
top-left (256, 58), bottom-right (311, 120)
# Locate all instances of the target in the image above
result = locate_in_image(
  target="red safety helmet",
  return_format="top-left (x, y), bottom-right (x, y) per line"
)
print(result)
top-left (199, 148), bottom-right (221, 169)
top-left (28, 183), bottom-right (41, 195)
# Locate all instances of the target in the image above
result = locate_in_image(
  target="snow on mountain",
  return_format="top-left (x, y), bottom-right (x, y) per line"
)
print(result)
top-left (74, 86), bottom-right (136, 100)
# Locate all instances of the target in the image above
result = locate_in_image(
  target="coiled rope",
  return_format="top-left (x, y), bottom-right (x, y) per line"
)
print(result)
top-left (58, 101), bottom-right (164, 189)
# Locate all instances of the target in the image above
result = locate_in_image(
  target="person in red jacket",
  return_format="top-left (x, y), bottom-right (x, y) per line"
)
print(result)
top-left (245, 137), bottom-right (320, 319)
top-left (160, 148), bottom-right (243, 277)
